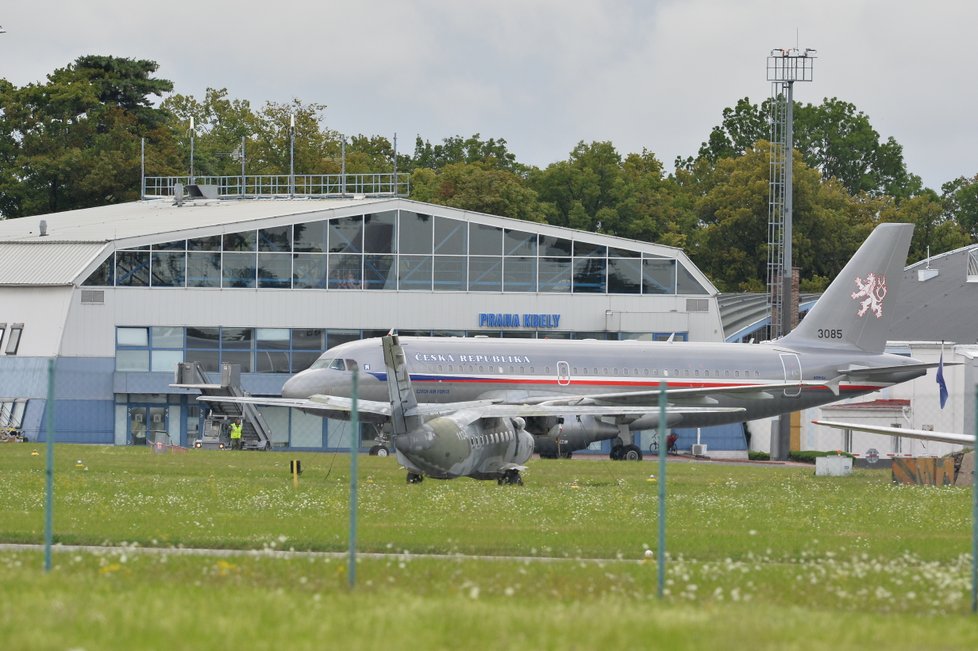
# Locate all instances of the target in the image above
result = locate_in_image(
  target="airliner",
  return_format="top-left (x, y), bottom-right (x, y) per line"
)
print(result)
top-left (203, 223), bottom-right (955, 484)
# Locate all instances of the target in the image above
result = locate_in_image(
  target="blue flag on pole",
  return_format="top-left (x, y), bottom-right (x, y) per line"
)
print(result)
top-left (936, 348), bottom-right (948, 409)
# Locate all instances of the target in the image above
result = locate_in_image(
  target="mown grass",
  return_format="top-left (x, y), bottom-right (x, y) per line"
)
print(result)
top-left (1, 444), bottom-right (976, 650)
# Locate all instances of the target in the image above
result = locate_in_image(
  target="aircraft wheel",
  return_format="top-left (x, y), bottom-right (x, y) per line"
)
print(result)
top-left (609, 445), bottom-right (623, 461)
top-left (559, 450), bottom-right (573, 459)
top-left (499, 470), bottom-right (523, 486)
top-left (406, 472), bottom-right (423, 484)
top-left (622, 444), bottom-right (643, 461)
top-left (368, 445), bottom-right (382, 456)
top-left (376, 447), bottom-right (390, 457)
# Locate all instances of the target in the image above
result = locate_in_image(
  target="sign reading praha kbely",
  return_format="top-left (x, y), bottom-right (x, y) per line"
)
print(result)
top-left (478, 313), bottom-right (561, 329)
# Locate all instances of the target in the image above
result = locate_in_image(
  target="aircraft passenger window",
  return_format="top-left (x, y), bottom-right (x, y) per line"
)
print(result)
top-left (735, 370), bottom-right (740, 377)
top-left (479, 365), bottom-right (485, 372)
top-left (603, 368), bottom-right (608, 375)
top-left (725, 370), bottom-right (730, 377)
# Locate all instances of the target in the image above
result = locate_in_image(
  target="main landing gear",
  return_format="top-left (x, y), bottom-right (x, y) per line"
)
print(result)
top-left (610, 443), bottom-right (643, 461)
top-left (497, 469), bottom-right (524, 486)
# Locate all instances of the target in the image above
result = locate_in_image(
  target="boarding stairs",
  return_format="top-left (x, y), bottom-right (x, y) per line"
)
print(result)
top-left (171, 362), bottom-right (274, 450)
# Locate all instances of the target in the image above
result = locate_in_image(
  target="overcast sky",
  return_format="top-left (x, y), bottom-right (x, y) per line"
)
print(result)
top-left (2, 0), bottom-right (975, 190)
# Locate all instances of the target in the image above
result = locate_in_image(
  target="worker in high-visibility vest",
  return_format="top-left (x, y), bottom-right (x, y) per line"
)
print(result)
top-left (229, 419), bottom-right (243, 450)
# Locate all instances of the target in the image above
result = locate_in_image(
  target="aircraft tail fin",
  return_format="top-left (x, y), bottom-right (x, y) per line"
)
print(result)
top-left (780, 223), bottom-right (913, 354)
top-left (382, 334), bottom-right (423, 434)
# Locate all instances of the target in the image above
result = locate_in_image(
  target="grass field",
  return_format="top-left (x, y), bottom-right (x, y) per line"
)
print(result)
top-left (1, 444), bottom-right (977, 650)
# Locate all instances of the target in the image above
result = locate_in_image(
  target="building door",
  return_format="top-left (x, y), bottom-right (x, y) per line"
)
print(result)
top-left (128, 405), bottom-right (168, 445)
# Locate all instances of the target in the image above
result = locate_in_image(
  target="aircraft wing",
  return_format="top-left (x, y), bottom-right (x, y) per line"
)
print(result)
top-left (198, 394), bottom-right (745, 424)
top-left (514, 381), bottom-right (818, 407)
top-left (812, 419), bottom-right (975, 446)
top-left (836, 362), bottom-right (958, 380)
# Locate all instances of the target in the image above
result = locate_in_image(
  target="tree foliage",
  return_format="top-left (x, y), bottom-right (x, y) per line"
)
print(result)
top-left (2, 55), bottom-right (976, 297)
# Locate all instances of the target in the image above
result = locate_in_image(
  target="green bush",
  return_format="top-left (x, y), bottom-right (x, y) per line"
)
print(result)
top-left (789, 450), bottom-right (854, 464)
top-left (748, 451), bottom-right (770, 461)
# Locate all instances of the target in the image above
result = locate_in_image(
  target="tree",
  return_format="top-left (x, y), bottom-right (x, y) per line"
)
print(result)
top-left (880, 190), bottom-right (970, 261)
top-left (408, 134), bottom-right (521, 173)
top-left (686, 96), bottom-right (922, 198)
top-left (941, 174), bottom-right (978, 239)
top-left (0, 55), bottom-right (176, 216)
top-left (410, 163), bottom-right (549, 223)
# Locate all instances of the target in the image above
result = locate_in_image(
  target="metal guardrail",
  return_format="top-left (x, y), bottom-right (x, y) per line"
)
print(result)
top-left (143, 173), bottom-right (410, 199)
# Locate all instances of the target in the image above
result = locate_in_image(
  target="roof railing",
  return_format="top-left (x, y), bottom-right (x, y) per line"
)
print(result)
top-left (142, 173), bottom-right (410, 200)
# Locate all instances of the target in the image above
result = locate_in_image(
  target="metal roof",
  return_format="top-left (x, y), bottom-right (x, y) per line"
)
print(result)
top-left (0, 242), bottom-right (107, 286)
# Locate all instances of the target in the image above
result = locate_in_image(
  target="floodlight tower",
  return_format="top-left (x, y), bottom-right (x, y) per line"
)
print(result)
top-left (767, 47), bottom-right (815, 340)
top-left (767, 47), bottom-right (815, 461)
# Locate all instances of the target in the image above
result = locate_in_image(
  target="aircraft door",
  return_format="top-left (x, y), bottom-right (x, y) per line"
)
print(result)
top-left (557, 361), bottom-right (571, 386)
top-left (779, 353), bottom-right (802, 397)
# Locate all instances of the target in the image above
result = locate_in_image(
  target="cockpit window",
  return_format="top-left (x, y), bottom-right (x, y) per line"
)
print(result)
top-left (309, 356), bottom-right (358, 372)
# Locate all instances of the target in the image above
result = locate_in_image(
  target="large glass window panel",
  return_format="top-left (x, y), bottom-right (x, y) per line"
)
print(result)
top-left (292, 254), bottom-right (327, 289)
top-left (538, 257), bottom-right (572, 292)
top-left (257, 328), bottom-right (290, 349)
top-left (187, 252), bottom-right (221, 287)
top-left (188, 235), bottom-right (222, 251)
top-left (539, 235), bottom-right (572, 257)
top-left (5, 325), bottom-right (21, 355)
top-left (468, 256), bottom-right (502, 291)
top-left (608, 258), bottom-right (642, 294)
top-left (117, 327), bottom-right (148, 347)
top-left (257, 253), bottom-right (292, 288)
top-left (116, 350), bottom-right (149, 372)
top-left (223, 231), bottom-right (256, 252)
top-left (504, 229), bottom-right (536, 256)
top-left (293, 221), bottom-right (327, 252)
top-left (434, 216), bottom-right (467, 254)
top-left (433, 256), bottom-right (466, 291)
top-left (643, 259), bottom-right (676, 294)
top-left (82, 257), bottom-right (114, 286)
top-left (185, 350), bottom-right (219, 372)
top-left (221, 327), bottom-right (253, 350)
top-left (677, 263), bottom-right (709, 295)
top-left (263, 407), bottom-right (290, 447)
top-left (573, 241), bottom-right (607, 258)
top-left (363, 254), bottom-right (396, 290)
top-left (325, 329), bottom-right (358, 350)
top-left (573, 258), bottom-right (606, 293)
top-left (221, 350), bottom-right (252, 373)
top-left (504, 257), bottom-right (537, 292)
top-left (292, 410), bottom-right (324, 448)
top-left (116, 251), bottom-right (150, 286)
top-left (186, 327), bottom-right (220, 348)
top-left (608, 247), bottom-right (641, 258)
top-left (258, 225), bottom-right (292, 252)
top-left (151, 252), bottom-right (185, 287)
top-left (293, 329), bottom-right (325, 350)
top-left (151, 327), bottom-right (183, 348)
top-left (153, 239), bottom-right (186, 251)
top-left (256, 351), bottom-right (291, 373)
top-left (398, 255), bottom-right (433, 290)
top-left (292, 352), bottom-right (320, 371)
top-left (328, 216), bottom-right (363, 253)
top-left (469, 223), bottom-right (502, 255)
top-left (399, 211), bottom-right (433, 254)
top-left (222, 252), bottom-right (256, 288)
top-left (151, 350), bottom-right (184, 373)
top-left (363, 211), bottom-right (397, 253)
top-left (328, 254), bottom-right (362, 289)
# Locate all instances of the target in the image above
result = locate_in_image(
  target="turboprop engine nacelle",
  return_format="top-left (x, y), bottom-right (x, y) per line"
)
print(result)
top-left (528, 415), bottom-right (620, 456)
top-left (394, 412), bottom-right (534, 479)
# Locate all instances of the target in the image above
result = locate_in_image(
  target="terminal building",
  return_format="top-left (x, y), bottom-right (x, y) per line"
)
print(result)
top-left (0, 175), bottom-right (745, 453)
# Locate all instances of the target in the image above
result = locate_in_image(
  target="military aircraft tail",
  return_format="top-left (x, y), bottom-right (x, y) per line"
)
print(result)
top-left (780, 223), bottom-right (913, 354)
top-left (382, 334), bottom-right (423, 435)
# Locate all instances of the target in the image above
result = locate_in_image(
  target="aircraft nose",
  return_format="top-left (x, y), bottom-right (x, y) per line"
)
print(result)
top-left (282, 369), bottom-right (329, 399)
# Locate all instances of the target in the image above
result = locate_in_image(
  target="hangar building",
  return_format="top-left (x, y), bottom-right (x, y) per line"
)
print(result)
top-left (0, 177), bottom-right (741, 453)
